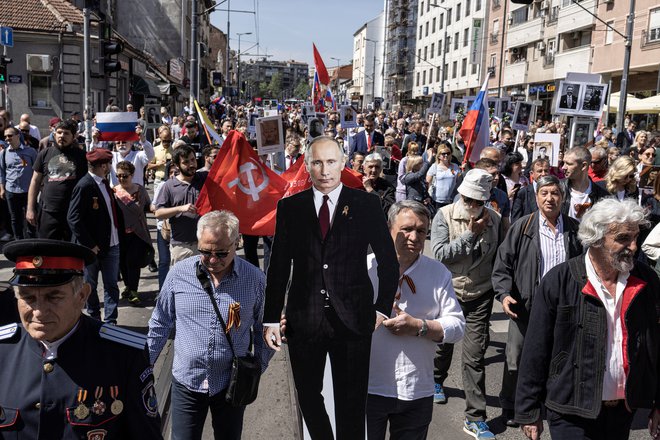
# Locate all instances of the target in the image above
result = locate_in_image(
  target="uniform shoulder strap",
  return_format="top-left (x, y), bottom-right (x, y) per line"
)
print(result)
top-left (99, 323), bottom-right (147, 350)
top-left (0, 323), bottom-right (18, 341)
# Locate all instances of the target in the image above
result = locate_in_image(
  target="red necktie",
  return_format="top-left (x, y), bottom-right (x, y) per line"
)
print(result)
top-left (102, 179), bottom-right (119, 229)
top-left (367, 132), bottom-right (372, 150)
top-left (319, 195), bottom-right (330, 239)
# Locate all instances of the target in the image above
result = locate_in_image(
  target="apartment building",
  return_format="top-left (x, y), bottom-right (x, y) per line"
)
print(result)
top-left (383, 0), bottom-right (418, 110)
top-left (350, 13), bottom-right (385, 109)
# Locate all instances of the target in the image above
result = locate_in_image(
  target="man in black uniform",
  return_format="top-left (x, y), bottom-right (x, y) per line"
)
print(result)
top-left (0, 239), bottom-right (163, 439)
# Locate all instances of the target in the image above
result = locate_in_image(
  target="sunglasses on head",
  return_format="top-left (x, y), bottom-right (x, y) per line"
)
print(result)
top-left (199, 249), bottom-right (231, 259)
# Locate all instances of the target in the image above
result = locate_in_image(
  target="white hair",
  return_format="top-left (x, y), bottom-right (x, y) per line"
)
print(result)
top-left (578, 198), bottom-right (648, 248)
top-left (196, 210), bottom-right (240, 242)
top-left (364, 152), bottom-right (384, 167)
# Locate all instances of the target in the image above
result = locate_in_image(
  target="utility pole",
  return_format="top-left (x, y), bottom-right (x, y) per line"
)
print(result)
top-left (365, 39), bottom-right (377, 107)
top-left (237, 31), bottom-right (251, 103)
top-left (189, 0), bottom-right (198, 110)
top-left (83, 7), bottom-right (92, 151)
top-left (616, 0), bottom-right (635, 132)
top-left (226, 0), bottom-right (231, 100)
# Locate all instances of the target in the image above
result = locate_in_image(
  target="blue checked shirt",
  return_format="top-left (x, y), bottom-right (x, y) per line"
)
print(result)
top-left (147, 255), bottom-right (273, 396)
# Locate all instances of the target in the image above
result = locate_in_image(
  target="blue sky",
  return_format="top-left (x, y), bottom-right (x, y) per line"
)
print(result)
top-left (209, 0), bottom-right (384, 68)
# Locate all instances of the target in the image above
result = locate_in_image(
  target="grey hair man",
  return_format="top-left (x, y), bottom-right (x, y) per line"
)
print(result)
top-left (363, 152), bottom-right (396, 215)
top-left (516, 198), bottom-right (660, 440)
top-left (431, 168), bottom-right (504, 438)
top-left (367, 200), bottom-right (465, 439)
top-left (148, 210), bottom-right (273, 440)
top-left (589, 146), bottom-right (609, 183)
top-left (492, 175), bottom-right (583, 428)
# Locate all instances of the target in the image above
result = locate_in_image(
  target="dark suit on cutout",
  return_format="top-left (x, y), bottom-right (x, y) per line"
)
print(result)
top-left (264, 186), bottom-right (398, 440)
top-left (349, 130), bottom-right (385, 157)
top-left (559, 94), bottom-right (577, 110)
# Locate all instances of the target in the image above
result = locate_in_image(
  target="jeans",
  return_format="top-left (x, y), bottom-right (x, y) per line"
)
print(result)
top-left (367, 394), bottom-right (433, 440)
top-left (434, 291), bottom-right (494, 421)
top-left (5, 191), bottom-right (34, 239)
top-left (171, 379), bottom-right (245, 440)
top-left (157, 228), bottom-right (170, 290)
top-left (547, 403), bottom-right (635, 440)
top-left (85, 245), bottom-right (120, 323)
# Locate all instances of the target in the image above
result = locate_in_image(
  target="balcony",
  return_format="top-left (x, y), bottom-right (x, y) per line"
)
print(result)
top-left (557, 0), bottom-right (596, 35)
top-left (553, 46), bottom-right (591, 78)
top-left (507, 17), bottom-right (543, 49)
top-left (502, 61), bottom-right (528, 86)
top-left (642, 29), bottom-right (660, 48)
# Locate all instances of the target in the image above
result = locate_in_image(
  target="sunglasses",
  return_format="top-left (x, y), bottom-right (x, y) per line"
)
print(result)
top-left (116, 174), bottom-right (132, 179)
top-left (463, 197), bottom-right (485, 206)
top-left (199, 249), bottom-right (231, 259)
top-left (20, 129), bottom-right (30, 134)
top-left (439, 152), bottom-right (450, 156)
top-left (591, 157), bottom-right (606, 165)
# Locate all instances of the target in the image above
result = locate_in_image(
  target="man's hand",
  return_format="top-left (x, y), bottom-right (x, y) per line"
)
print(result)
top-left (136, 125), bottom-right (146, 142)
top-left (502, 296), bottom-right (518, 319)
top-left (91, 246), bottom-right (100, 254)
top-left (382, 303), bottom-right (421, 336)
top-left (375, 312), bottom-right (387, 330)
top-left (279, 314), bottom-right (288, 344)
top-left (263, 326), bottom-right (282, 351)
top-left (180, 203), bottom-right (197, 215)
top-left (362, 176), bottom-right (374, 192)
top-left (468, 214), bottom-right (488, 235)
top-left (521, 419), bottom-right (543, 440)
top-left (26, 208), bottom-right (37, 226)
top-left (0, 186), bottom-right (5, 200)
top-left (649, 408), bottom-right (660, 439)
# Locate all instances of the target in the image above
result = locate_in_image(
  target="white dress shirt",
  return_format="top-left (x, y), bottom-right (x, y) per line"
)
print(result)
top-left (312, 183), bottom-right (343, 227)
top-left (538, 214), bottom-right (566, 279)
top-left (585, 251), bottom-right (629, 401)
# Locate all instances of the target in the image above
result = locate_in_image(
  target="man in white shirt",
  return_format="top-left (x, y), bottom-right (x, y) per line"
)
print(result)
top-left (516, 198), bottom-right (660, 440)
top-left (367, 200), bottom-right (465, 440)
top-left (560, 147), bottom-right (608, 221)
top-left (109, 125), bottom-right (155, 186)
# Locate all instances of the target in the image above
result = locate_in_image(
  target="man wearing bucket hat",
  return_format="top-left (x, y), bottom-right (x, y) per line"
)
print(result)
top-left (430, 169), bottom-right (504, 440)
top-left (0, 239), bottom-right (162, 439)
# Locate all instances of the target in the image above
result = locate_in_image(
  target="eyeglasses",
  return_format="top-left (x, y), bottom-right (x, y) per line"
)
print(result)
top-left (116, 174), bottom-right (132, 179)
top-left (463, 197), bottom-right (485, 206)
top-left (439, 152), bottom-right (450, 156)
top-left (20, 129), bottom-right (30, 134)
top-left (591, 157), bottom-right (606, 165)
top-left (199, 249), bottom-right (231, 259)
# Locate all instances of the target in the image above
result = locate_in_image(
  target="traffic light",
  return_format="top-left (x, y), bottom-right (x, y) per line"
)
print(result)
top-left (212, 71), bottom-right (223, 87)
top-left (101, 40), bottom-right (123, 74)
top-left (0, 56), bottom-right (12, 84)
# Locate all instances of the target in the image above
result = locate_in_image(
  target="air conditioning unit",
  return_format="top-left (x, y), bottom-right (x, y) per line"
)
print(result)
top-left (512, 47), bottom-right (520, 54)
top-left (541, 0), bottom-right (550, 9)
top-left (537, 41), bottom-right (546, 50)
top-left (26, 54), bottom-right (52, 72)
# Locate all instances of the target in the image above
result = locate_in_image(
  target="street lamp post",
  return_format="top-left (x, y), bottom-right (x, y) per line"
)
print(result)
top-left (330, 56), bottom-right (341, 103)
top-left (237, 31), bottom-right (252, 103)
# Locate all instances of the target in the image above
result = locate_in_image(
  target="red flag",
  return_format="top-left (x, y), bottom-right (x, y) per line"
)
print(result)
top-left (281, 154), bottom-right (365, 198)
top-left (313, 43), bottom-right (330, 85)
top-left (195, 131), bottom-right (287, 236)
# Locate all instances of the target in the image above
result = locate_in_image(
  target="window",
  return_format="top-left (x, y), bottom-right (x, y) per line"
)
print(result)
top-left (437, 66), bottom-right (441, 81)
top-left (425, 22), bottom-right (429, 37)
top-left (454, 32), bottom-right (459, 50)
top-left (466, 0), bottom-right (471, 16)
top-left (605, 21), bottom-right (614, 44)
top-left (29, 75), bottom-right (52, 108)
top-left (416, 72), bottom-right (420, 86)
top-left (440, 13), bottom-right (444, 29)
top-left (420, 1), bottom-right (424, 16)
top-left (431, 43), bottom-right (435, 58)
top-left (471, 62), bottom-right (478, 74)
top-left (511, 7), bottom-right (529, 26)
top-left (476, 0), bottom-right (482, 11)
top-left (432, 18), bottom-right (437, 33)
top-left (461, 58), bottom-right (467, 76)
top-left (452, 61), bottom-right (458, 78)
top-left (456, 4), bottom-right (461, 21)
top-left (444, 63), bottom-right (449, 80)
top-left (423, 70), bottom-right (427, 85)
top-left (419, 25), bottom-right (423, 39)
top-left (464, 28), bottom-right (470, 47)
top-left (649, 8), bottom-right (660, 41)
top-left (447, 9), bottom-right (452, 25)
top-left (424, 46), bottom-right (428, 60)
top-left (490, 53), bottom-right (497, 68)
top-left (427, 1), bottom-right (431, 12)
top-left (418, 48), bottom-right (422, 60)
top-left (438, 40), bottom-right (443, 56)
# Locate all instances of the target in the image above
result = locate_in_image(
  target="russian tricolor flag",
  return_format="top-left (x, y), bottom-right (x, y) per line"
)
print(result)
top-left (96, 112), bottom-right (139, 142)
top-left (458, 78), bottom-right (490, 164)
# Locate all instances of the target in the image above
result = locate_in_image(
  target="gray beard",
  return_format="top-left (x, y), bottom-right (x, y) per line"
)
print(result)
top-left (457, 199), bottom-right (484, 219)
top-left (610, 250), bottom-right (634, 273)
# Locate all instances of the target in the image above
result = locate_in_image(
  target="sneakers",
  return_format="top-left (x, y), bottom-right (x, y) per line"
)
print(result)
top-left (463, 419), bottom-right (496, 439)
top-left (121, 288), bottom-right (142, 306)
top-left (434, 383), bottom-right (447, 404)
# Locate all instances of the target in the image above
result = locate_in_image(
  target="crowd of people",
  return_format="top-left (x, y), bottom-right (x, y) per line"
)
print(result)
top-left (0, 101), bottom-right (658, 440)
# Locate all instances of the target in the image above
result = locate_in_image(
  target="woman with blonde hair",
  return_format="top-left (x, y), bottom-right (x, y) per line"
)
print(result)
top-left (396, 141), bottom-right (420, 201)
top-left (426, 144), bottom-right (461, 208)
top-left (605, 156), bottom-right (638, 201)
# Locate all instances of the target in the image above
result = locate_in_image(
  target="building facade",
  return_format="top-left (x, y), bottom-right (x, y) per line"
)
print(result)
top-left (240, 58), bottom-right (309, 101)
top-left (383, 0), bottom-right (418, 111)
top-left (351, 13), bottom-right (385, 109)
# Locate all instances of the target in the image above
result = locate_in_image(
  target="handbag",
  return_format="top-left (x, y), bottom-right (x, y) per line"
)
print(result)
top-left (195, 263), bottom-right (261, 407)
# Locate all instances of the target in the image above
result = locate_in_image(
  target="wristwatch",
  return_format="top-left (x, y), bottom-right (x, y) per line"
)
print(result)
top-left (417, 319), bottom-right (428, 337)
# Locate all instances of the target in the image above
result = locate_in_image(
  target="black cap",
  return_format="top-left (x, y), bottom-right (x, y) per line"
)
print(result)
top-left (4, 239), bottom-right (96, 287)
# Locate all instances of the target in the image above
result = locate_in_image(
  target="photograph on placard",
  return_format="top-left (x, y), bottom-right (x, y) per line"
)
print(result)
top-left (512, 102), bottom-right (533, 131)
top-left (488, 99), bottom-right (497, 117)
top-left (571, 118), bottom-right (595, 148)
top-left (301, 104), bottom-right (315, 124)
top-left (465, 96), bottom-right (476, 110)
top-left (248, 113), bottom-right (258, 134)
top-left (256, 115), bottom-right (284, 155)
top-left (450, 99), bottom-right (467, 120)
top-left (533, 133), bottom-right (561, 167)
top-left (497, 97), bottom-right (509, 118)
top-left (144, 104), bottom-right (161, 129)
top-left (428, 92), bottom-right (446, 114)
top-left (639, 165), bottom-right (659, 189)
top-left (555, 81), bottom-right (582, 115)
top-left (340, 105), bottom-right (358, 128)
top-left (264, 109), bottom-right (279, 117)
top-left (579, 83), bottom-right (608, 117)
top-left (308, 117), bottom-right (326, 139)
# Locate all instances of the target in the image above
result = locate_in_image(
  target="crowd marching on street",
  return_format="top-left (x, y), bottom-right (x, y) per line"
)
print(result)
top-left (0, 90), bottom-right (658, 440)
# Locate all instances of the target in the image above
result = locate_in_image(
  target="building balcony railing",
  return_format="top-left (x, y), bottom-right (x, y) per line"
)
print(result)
top-left (502, 61), bottom-right (528, 87)
top-left (641, 29), bottom-right (660, 48)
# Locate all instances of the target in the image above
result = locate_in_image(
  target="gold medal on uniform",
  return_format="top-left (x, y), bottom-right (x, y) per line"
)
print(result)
top-left (92, 386), bottom-right (106, 415)
top-left (110, 385), bottom-right (123, 415)
top-left (92, 197), bottom-right (99, 210)
top-left (74, 388), bottom-right (89, 419)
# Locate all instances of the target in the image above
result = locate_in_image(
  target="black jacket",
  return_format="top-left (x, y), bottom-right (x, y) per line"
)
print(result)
top-left (510, 184), bottom-right (538, 223)
top-left (559, 178), bottom-right (609, 219)
top-left (515, 255), bottom-right (660, 424)
top-left (401, 161), bottom-right (431, 203)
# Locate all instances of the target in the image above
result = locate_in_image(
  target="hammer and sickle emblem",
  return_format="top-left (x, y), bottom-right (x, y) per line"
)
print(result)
top-left (228, 159), bottom-right (270, 202)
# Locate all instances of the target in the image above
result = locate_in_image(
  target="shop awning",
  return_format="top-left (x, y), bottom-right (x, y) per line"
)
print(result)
top-left (132, 75), bottom-right (162, 97)
top-left (627, 94), bottom-right (660, 114)
top-left (608, 92), bottom-right (642, 113)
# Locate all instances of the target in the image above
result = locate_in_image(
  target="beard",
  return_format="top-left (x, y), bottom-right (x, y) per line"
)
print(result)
top-left (179, 167), bottom-right (196, 177)
top-left (456, 198), bottom-right (484, 219)
top-left (609, 249), bottom-right (634, 273)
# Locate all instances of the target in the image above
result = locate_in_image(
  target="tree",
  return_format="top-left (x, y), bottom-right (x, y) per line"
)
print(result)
top-left (294, 81), bottom-right (311, 100)
top-left (266, 72), bottom-right (283, 97)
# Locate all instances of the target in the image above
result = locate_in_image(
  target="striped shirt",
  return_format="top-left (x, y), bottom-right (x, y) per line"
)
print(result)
top-left (538, 214), bottom-right (566, 279)
top-left (147, 255), bottom-right (272, 396)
